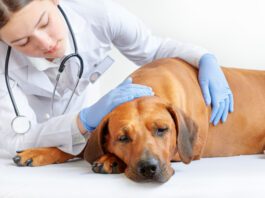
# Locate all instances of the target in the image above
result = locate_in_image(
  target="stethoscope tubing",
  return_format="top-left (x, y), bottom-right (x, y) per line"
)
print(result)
top-left (4, 46), bottom-right (19, 117)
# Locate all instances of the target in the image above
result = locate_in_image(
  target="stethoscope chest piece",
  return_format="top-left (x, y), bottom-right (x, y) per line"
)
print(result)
top-left (11, 116), bottom-right (31, 134)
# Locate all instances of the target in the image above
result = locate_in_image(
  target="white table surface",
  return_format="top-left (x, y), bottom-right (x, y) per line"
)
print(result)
top-left (0, 149), bottom-right (264, 198)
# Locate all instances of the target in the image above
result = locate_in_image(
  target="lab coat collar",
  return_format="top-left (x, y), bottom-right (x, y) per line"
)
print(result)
top-left (26, 57), bottom-right (59, 71)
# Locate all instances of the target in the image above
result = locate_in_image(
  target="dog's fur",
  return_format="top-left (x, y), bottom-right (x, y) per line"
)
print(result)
top-left (13, 58), bottom-right (265, 183)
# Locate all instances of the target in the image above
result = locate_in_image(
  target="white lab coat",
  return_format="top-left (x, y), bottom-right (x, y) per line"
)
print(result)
top-left (0, 0), bottom-right (208, 156)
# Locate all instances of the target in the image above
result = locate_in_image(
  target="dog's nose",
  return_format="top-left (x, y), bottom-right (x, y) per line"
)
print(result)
top-left (137, 158), bottom-right (159, 178)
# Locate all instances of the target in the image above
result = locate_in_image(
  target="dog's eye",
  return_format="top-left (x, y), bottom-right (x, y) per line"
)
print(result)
top-left (155, 127), bottom-right (168, 137)
top-left (118, 135), bottom-right (131, 143)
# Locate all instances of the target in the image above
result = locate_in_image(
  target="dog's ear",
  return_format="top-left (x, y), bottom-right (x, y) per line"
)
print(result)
top-left (83, 116), bottom-right (109, 164)
top-left (167, 105), bottom-right (198, 164)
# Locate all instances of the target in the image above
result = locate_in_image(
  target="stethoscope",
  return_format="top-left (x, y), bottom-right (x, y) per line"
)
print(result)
top-left (4, 5), bottom-right (84, 134)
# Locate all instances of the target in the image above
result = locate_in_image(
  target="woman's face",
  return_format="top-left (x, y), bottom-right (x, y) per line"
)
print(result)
top-left (0, 0), bottom-right (68, 59)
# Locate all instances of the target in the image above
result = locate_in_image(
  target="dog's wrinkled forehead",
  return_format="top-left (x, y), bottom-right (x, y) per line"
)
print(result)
top-left (108, 96), bottom-right (171, 130)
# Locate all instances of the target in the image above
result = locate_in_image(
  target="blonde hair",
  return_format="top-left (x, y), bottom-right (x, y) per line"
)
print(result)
top-left (0, 0), bottom-right (34, 29)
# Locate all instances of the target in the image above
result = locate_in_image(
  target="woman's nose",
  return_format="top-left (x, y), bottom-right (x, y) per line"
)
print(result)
top-left (32, 30), bottom-right (54, 51)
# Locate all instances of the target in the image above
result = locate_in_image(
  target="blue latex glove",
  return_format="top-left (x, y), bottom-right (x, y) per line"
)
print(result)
top-left (198, 54), bottom-right (234, 126)
top-left (79, 77), bottom-right (154, 131)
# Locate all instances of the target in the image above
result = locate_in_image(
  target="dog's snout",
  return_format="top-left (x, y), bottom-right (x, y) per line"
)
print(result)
top-left (137, 158), bottom-right (159, 178)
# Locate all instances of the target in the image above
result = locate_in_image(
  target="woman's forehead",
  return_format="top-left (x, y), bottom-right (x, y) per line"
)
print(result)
top-left (0, 1), bottom-right (51, 41)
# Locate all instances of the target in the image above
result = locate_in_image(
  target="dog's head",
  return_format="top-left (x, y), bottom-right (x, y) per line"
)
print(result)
top-left (84, 96), bottom-right (198, 183)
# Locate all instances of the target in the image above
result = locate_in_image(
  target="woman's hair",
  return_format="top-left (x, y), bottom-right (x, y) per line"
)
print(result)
top-left (0, 0), bottom-right (34, 29)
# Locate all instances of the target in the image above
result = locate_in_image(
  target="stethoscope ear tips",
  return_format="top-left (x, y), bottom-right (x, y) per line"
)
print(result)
top-left (11, 116), bottom-right (31, 134)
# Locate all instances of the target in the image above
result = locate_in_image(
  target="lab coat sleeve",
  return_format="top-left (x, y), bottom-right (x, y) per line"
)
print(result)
top-left (0, 74), bottom-right (87, 156)
top-left (104, 0), bottom-right (210, 67)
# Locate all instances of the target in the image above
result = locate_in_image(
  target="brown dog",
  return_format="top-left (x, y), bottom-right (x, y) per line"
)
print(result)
top-left (13, 58), bottom-right (265, 183)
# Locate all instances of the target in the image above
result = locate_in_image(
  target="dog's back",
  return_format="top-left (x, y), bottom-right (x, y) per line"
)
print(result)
top-left (131, 58), bottom-right (265, 158)
top-left (205, 66), bottom-right (265, 157)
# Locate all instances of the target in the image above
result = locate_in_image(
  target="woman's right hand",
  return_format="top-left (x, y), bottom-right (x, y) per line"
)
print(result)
top-left (79, 77), bottom-right (154, 132)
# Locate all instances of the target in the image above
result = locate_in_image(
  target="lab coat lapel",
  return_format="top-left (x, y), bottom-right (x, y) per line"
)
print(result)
top-left (27, 66), bottom-right (61, 98)
top-left (10, 66), bottom-right (60, 98)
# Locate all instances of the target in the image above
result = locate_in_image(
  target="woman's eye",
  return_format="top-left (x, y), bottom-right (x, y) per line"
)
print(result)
top-left (40, 21), bottom-right (49, 29)
top-left (118, 135), bottom-right (131, 143)
top-left (40, 16), bottom-right (49, 28)
top-left (17, 38), bottom-right (29, 47)
top-left (155, 127), bottom-right (168, 137)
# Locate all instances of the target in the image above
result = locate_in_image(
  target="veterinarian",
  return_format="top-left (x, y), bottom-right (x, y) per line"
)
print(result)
top-left (0, 0), bottom-right (233, 156)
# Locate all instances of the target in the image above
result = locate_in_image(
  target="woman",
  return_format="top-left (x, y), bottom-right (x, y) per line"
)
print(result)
top-left (0, 0), bottom-right (233, 156)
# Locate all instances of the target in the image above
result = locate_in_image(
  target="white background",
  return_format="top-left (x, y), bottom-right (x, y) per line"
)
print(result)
top-left (1, 2), bottom-right (265, 197)
top-left (99, 0), bottom-right (265, 94)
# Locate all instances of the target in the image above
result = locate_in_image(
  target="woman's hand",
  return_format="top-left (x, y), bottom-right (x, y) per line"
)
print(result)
top-left (198, 54), bottom-right (234, 126)
top-left (79, 77), bottom-right (154, 131)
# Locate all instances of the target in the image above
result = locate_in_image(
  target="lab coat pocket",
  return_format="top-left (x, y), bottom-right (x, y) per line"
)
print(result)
top-left (72, 55), bottom-right (114, 95)
top-left (86, 55), bottom-right (114, 84)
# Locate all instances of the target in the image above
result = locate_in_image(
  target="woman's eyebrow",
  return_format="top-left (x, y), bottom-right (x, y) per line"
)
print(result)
top-left (10, 11), bottom-right (47, 44)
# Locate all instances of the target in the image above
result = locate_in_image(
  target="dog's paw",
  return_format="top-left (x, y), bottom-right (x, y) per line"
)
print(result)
top-left (92, 153), bottom-right (126, 174)
top-left (13, 147), bottom-right (74, 167)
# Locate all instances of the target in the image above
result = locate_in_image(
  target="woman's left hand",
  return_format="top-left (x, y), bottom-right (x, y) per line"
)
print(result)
top-left (198, 54), bottom-right (234, 126)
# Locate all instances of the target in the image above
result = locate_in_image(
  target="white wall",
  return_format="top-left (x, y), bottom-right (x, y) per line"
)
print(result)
top-left (99, 0), bottom-right (265, 94)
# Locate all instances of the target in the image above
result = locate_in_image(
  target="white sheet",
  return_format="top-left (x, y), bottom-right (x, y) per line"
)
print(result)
top-left (0, 149), bottom-right (264, 198)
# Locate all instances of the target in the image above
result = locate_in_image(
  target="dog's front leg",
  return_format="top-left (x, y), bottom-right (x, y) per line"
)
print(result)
top-left (13, 147), bottom-right (75, 167)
